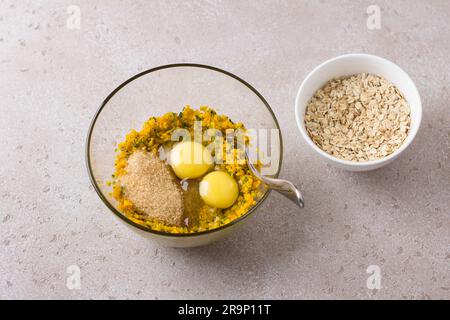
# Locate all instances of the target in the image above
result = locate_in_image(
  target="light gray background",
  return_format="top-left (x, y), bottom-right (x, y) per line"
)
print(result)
top-left (1, 0), bottom-right (449, 300)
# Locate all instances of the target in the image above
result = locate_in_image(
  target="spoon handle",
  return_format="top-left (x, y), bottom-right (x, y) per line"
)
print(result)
top-left (258, 175), bottom-right (305, 209)
top-left (245, 149), bottom-right (304, 209)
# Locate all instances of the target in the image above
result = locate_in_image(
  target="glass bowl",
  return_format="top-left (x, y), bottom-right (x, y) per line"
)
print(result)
top-left (86, 64), bottom-right (282, 247)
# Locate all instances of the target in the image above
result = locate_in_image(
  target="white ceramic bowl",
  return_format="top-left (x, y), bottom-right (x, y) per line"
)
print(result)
top-left (295, 53), bottom-right (422, 171)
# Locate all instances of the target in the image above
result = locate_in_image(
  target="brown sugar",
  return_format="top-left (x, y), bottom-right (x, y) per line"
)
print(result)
top-left (120, 150), bottom-right (184, 226)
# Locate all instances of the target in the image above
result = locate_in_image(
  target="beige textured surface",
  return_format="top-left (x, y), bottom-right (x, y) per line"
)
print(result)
top-left (0, 0), bottom-right (449, 299)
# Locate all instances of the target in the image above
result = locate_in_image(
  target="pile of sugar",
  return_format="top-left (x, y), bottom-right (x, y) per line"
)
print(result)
top-left (120, 150), bottom-right (184, 226)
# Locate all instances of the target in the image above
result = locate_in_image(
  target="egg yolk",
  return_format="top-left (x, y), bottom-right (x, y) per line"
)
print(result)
top-left (199, 171), bottom-right (239, 209)
top-left (169, 141), bottom-right (213, 179)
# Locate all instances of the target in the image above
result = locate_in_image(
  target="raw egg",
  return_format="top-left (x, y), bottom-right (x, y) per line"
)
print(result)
top-left (199, 171), bottom-right (239, 209)
top-left (170, 141), bottom-right (213, 179)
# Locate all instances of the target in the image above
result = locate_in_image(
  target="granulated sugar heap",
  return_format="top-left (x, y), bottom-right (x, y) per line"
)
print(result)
top-left (304, 73), bottom-right (411, 162)
top-left (120, 150), bottom-right (184, 226)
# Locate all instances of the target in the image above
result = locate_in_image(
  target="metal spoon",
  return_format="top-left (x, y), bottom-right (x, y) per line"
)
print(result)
top-left (244, 148), bottom-right (305, 209)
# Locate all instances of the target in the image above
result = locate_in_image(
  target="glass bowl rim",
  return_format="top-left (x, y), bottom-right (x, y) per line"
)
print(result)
top-left (85, 63), bottom-right (283, 238)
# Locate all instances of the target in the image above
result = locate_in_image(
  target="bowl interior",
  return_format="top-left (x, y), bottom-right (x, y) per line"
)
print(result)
top-left (87, 64), bottom-right (282, 236)
top-left (295, 54), bottom-right (422, 167)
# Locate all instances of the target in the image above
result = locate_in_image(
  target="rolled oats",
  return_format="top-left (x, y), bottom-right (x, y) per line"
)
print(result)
top-left (304, 73), bottom-right (411, 162)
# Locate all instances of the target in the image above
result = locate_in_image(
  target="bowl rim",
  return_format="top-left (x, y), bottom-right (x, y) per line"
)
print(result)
top-left (295, 53), bottom-right (422, 168)
top-left (85, 63), bottom-right (283, 238)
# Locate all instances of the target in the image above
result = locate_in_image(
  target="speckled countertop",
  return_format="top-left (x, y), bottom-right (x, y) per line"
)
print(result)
top-left (0, 0), bottom-right (449, 299)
